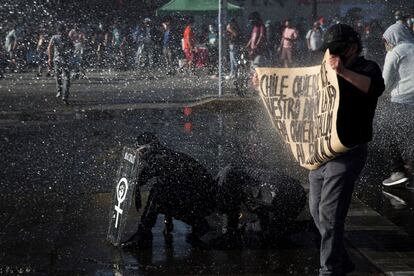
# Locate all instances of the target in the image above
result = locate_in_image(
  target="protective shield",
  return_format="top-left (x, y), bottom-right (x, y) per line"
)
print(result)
top-left (107, 147), bottom-right (140, 246)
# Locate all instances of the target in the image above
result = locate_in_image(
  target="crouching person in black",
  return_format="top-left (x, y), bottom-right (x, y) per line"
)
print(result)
top-left (121, 133), bottom-right (306, 249)
top-left (121, 132), bottom-right (220, 248)
top-left (214, 166), bottom-right (306, 246)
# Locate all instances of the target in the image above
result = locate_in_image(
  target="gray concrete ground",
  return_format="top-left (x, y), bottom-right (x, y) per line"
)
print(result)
top-left (0, 70), bottom-right (413, 275)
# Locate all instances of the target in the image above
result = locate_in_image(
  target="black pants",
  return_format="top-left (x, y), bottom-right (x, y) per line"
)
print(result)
top-left (385, 102), bottom-right (414, 173)
top-left (309, 144), bottom-right (367, 275)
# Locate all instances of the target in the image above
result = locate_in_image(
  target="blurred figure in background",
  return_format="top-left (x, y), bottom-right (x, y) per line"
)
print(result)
top-left (36, 25), bottom-right (51, 77)
top-left (278, 19), bottom-right (298, 68)
top-left (394, 10), bottom-right (410, 27)
top-left (226, 17), bottom-right (241, 79)
top-left (362, 20), bottom-right (385, 65)
top-left (134, 17), bottom-right (155, 70)
top-left (207, 23), bottom-right (218, 77)
top-left (0, 43), bottom-right (7, 79)
top-left (306, 21), bottom-right (323, 65)
top-left (161, 16), bottom-right (178, 75)
top-left (246, 12), bottom-right (267, 69)
top-left (48, 23), bottom-right (73, 105)
top-left (112, 21), bottom-right (125, 69)
top-left (264, 20), bottom-right (275, 65)
top-left (183, 16), bottom-right (196, 73)
top-left (69, 24), bottom-right (85, 78)
top-left (93, 23), bottom-right (108, 68)
top-left (5, 25), bottom-right (18, 71)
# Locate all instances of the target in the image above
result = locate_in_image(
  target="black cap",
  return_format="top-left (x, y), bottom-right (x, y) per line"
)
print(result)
top-left (320, 23), bottom-right (360, 53)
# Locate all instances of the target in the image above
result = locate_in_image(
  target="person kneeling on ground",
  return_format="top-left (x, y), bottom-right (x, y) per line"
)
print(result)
top-left (121, 133), bottom-right (306, 249)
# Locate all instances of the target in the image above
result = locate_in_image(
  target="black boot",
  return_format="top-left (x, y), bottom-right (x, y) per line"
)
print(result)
top-left (121, 228), bottom-right (153, 249)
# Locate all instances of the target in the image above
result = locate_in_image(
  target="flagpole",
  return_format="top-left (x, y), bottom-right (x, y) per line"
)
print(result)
top-left (218, 0), bottom-right (227, 97)
top-left (218, 0), bottom-right (222, 97)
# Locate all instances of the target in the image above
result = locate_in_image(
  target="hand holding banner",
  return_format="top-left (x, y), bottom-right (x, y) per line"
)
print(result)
top-left (256, 50), bottom-right (349, 170)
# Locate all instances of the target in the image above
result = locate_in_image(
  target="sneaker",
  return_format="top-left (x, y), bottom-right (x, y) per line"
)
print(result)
top-left (382, 172), bottom-right (409, 186)
top-left (382, 190), bottom-right (407, 208)
top-left (56, 92), bottom-right (61, 98)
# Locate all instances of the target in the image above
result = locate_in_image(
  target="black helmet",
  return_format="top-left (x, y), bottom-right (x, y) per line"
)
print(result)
top-left (394, 10), bottom-right (408, 21)
top-left (248, 12), bottom-right (261, 22)
top-left (320, 23), bottom-right (361, 54)
top-left (135, 132), bottom-right (159, 148)
top-left (135, 132), bottom-right (160, 158)
top-left (57, 23), bottom-right (66, 33)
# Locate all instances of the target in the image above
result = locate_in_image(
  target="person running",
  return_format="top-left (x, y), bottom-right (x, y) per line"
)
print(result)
top-left (48, 23), bottom-right (73, 105)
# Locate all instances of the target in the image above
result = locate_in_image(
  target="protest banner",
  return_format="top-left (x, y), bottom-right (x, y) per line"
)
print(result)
top-left (255, 51), bottom-right (349, 170)
top-left (107, 147), bottom-right (139, 246)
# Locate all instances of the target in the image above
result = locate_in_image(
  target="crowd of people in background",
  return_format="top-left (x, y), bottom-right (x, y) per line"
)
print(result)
top-left (2, 8), bottom-right (414, 82)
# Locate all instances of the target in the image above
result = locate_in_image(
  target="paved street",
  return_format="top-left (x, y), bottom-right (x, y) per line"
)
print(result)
top-left (1, 70), bottom-right (414, 275)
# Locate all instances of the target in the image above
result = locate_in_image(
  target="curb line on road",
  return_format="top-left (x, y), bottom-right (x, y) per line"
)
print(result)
top-left (0, 95), bottom-right (259, 125)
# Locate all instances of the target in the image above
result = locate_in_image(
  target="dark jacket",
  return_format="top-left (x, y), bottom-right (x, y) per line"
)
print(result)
top-left (135, 145), bottom-right (218, 223)
top-left (337, 56), bottom-right (385, 147)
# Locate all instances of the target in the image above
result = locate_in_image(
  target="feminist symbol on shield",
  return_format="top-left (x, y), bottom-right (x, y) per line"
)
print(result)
top-left (114, 177), bottom-right (128, 229)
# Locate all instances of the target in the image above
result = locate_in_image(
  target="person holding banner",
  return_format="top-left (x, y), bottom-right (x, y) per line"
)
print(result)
top-left (309, 24), bottom-right (384, 275)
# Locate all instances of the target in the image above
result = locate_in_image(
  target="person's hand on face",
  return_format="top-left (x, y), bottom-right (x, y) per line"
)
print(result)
top-left (328, 54), bottom-right (345, 75)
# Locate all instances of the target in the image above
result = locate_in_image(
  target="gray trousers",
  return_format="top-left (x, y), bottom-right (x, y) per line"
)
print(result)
top-left (135, 43), bottom-right (154, 69)
top-left (54, 62), bottom-right (70, 100)
top-left (309, 144), bottom-right (367, 276)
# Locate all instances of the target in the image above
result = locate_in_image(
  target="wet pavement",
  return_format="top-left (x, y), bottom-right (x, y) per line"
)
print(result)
top-left (0, 71), bottom-right (413, 275)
